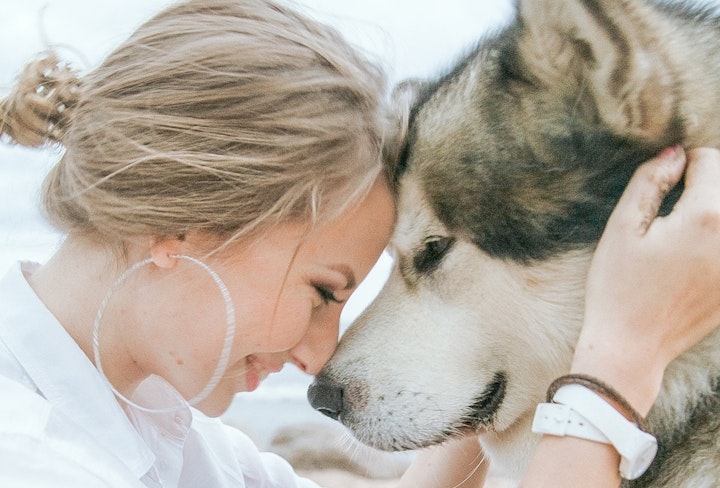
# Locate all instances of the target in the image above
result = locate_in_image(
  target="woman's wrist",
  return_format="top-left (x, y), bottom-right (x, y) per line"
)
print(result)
top-left (570, 331), bottom-right (666, 417)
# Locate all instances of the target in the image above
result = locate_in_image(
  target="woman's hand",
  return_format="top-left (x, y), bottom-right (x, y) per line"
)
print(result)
top-left (398, 435), bottom-right (488, 487)
top-left (523, 147), bottom-right (720, 488)
top-left (574, 146), bottom-right (720, 414)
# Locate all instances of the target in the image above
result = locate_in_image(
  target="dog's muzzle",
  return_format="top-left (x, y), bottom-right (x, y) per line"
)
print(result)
top-left (307, 380), bottom-right (344, 421)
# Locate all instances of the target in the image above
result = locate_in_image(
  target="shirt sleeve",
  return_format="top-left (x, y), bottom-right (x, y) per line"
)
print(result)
top-left (0, 434), bottom-right (143, 488)
top-left (232, 430), bottom-right (322, 488)
top-left (0, 375), bottom-right (144, 488)
top-left (188, 411), bottom-right (322, 488)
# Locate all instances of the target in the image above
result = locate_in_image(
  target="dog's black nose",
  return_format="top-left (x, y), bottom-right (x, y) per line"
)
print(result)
top-left (307, 380), bottom-right (344, 421)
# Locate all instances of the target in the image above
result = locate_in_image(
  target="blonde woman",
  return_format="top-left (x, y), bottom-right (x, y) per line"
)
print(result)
top-left (0, 0), bottom-right (395, 485)
top-left (3, 1), bottom-right (720, 487)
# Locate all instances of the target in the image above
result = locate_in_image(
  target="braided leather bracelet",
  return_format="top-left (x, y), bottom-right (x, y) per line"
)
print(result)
top-left (546, 373), bottom-right (650, 432)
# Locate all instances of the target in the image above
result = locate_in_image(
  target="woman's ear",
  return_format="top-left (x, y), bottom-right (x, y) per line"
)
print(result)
top-left (150, 236), bottom-right (185, 269)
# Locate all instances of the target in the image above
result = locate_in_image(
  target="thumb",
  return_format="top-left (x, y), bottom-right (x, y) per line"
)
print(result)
top-left (610, 146), bottom-right (687, 236)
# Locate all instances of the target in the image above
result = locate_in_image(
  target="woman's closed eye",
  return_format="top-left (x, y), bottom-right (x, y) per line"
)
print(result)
top-left (314, 285), bottom-right (344, 305)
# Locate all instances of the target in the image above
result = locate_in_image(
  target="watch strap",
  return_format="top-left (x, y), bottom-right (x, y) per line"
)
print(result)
top-left (532, 402), bottom-right (611, 443)
top-left (552, 384), bottom-right (658, 480)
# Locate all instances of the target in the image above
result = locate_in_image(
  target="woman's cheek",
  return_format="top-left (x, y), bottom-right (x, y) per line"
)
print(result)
top-left (262, 300), bottom-right (315, 352)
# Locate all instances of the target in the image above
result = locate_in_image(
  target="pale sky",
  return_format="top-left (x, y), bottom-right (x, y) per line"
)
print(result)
top-left (1, 0), bottom-right (514, 87)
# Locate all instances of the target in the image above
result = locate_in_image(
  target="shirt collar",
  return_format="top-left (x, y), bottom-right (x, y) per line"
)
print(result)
top-left (0, 262), bottom-right (155, 478)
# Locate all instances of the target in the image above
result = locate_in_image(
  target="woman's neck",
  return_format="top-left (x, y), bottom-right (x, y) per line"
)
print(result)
top-left (26, 234), bottom-right (146, 394)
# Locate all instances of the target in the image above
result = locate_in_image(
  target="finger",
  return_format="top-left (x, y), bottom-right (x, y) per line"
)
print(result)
top-left (611, 146), bottom-right (687, 235)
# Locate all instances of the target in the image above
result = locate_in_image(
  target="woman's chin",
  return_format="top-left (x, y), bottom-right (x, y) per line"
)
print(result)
top-left (190, 381), bottom-right (240, 417)
top-left (193, 394), bottom-right (234, 418)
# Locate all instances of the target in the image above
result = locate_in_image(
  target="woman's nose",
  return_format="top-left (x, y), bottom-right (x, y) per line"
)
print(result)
top-left (289, 317), bottom-right (340, 375)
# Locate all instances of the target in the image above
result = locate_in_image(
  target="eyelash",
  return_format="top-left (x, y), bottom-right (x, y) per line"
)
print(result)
top-left (314, 285), bottom-right (344, 305)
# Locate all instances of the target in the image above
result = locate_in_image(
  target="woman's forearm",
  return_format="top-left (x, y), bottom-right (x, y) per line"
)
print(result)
top-left (398, 436), bottom-right (489, 488)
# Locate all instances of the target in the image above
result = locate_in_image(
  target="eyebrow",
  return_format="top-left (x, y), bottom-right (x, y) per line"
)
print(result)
top-left (329, 264), bottom-right (356, 290)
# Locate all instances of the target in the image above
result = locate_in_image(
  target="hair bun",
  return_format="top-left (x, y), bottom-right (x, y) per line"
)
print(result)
top-left (0, 52), bottom-right (81, 147)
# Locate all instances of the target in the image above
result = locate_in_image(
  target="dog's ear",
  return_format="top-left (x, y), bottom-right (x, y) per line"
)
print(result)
top-left (384, 79), bottom-right (428, 190)
top-left (516, 0), bottom-right (676, 143)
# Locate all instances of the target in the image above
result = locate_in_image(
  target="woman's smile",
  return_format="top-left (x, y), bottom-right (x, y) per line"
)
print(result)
top-left (244, 355), bottom-right (284, 392)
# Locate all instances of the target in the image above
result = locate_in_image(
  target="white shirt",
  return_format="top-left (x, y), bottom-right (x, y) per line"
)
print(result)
top-left (0, 262), bottom-right (320, 488)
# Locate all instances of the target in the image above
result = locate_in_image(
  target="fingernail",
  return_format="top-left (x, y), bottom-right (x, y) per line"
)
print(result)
top-left (658, 145), bottom-right (684, 161)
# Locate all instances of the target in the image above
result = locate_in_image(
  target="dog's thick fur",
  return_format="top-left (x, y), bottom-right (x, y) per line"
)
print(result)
top-left (308, 0), bottom-right (720, 486)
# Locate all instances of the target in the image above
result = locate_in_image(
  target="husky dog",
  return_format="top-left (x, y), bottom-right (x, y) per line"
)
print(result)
top-left (308, 0), bottom-right (720, 486)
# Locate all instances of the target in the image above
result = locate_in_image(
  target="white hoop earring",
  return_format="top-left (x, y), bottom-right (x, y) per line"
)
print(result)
top-left (93, 254), bottom-right (236, 413)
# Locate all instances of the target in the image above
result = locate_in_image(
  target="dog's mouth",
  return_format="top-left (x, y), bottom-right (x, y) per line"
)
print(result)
top-left (462, 371), bottom-right (507, 429)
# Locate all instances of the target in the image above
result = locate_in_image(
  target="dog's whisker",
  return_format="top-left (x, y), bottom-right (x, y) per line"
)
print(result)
top-left (449, 448), bottom-right (488, 488)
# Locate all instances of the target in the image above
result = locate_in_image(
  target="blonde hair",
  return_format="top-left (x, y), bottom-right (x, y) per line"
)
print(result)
top-left (0, 0), bottom-right (388, 246)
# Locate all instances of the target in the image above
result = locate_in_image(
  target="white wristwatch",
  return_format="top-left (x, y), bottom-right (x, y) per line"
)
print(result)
top-left (531, 384), bottom-right (658, 480)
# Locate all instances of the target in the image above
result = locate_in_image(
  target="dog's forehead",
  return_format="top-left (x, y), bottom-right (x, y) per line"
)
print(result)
top-left (392, 175), bottom-right (446, 250)
top-left (411, 57), bottom-right (503, 170)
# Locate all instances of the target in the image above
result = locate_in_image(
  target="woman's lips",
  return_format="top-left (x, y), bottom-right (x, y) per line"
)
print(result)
top-left (245, 356), bottom-right (283, 392)
top-left (246, 367), bottom-right (261, 392)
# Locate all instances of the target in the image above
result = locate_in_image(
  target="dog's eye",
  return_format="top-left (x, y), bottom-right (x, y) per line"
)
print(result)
top-left (413, 236), bottom-right (455, 275)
